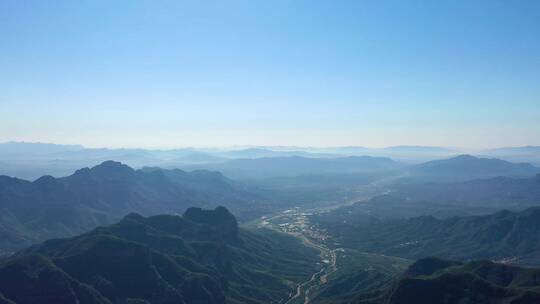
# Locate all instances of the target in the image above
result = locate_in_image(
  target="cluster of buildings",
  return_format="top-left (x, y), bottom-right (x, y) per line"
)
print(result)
top-left (274, 209), bottom-right (329, 242)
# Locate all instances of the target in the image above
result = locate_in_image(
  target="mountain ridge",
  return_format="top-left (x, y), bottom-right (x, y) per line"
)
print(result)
top-left (185, 155), bottom-right (403, 180)
top-left (1, 207), bottom-right (320, 304)
top-left (408, 154), bottom-right (540, 182)
top-left (313, 206), bottom-right (540, 266)
top-left (380, 258), bottom-right (540, 304)
top-left (0, 161), bottom-right (267, 254)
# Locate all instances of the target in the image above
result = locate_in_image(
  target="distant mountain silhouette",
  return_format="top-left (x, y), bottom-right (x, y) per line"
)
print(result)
top-left (214, 147), bottom-right (339, 159)
top-left (390, 174), bottom-right (540, 210)
top-left (0, 207), bottom-right (319, 304)
top-left (308, 173), bottom-right (540, 226)
top-left (408, 155), bottom-right (540, 182)
top-left (481, 146), bottom-right (540, 166)
top-left (484, 146), bottom-right (540, 155)
top-left (303, 145), bottom-right (457, 159)
top-left (0, 161), bottom-right (266, 254)
top-left (187, 156), bottom-right (403, 180)
top-left (0, 142), bottom-right (223, 180)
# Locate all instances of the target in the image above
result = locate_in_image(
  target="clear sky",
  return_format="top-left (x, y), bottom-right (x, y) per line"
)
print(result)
top-left (1, 0), bottom-right (539, 149)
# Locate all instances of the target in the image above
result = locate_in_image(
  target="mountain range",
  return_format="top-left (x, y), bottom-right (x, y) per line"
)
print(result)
top-left (377, 257), bottom-right (540, 304)
top-left (311, 255), bottom-right (540, 304)
top-left (184, 156), bottom-right (403, 180)
top-left (2, 143), bottom-right (540, 303)
top-left (390, 174), bottom-right (540, 210)
top-left (308, 172), bottom-right (540, 225)
top-left (0, 161), bottom-right (268, 254)
top-left (0, 207), bottom-right (319, 304)
top-left (313, 207), bottom-right (540, 266)
top-left (3, 142), bottom-right (539, 180)
top-left (481, 146), bottom-right (540, 166)
top-left (407, 154), bottom-right (540, 182)
top-left (2, 154), bottom-right (539, 254)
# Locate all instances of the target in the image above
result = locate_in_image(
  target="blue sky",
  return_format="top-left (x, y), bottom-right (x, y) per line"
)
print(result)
top-left (1, 0), bottom-right (539, 148)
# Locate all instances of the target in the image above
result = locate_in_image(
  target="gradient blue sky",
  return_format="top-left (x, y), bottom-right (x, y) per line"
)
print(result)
top-left (1, 0), bottom-right (539, 149)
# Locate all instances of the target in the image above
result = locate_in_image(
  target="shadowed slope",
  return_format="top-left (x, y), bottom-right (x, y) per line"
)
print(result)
top-left (1, 207), bottom-right (319, 304)
top-left (0, 161), bottom-right (267, 254)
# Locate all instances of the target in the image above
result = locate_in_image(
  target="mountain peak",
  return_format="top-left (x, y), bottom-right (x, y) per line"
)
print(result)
top-left (33, 175), bottom-right (57, 184)
top-left (452, 154), bottom-right (477, 160)
top-left (404, 257), bottom-right (462, 277)
top-left (88, 161), bottom-right (135, 179)
top-left (411, 154), bottom-right (539, 182)
top-left (32, 175), bottom-right (64, 191)
top-left (123, 212), bottom-right (146, 222)
top-left (93, 160), bottom-right (132, 170)
top-left (183, 206), bottom-right (238, 236)
top-left (0, 175), bottom-right (28, 188)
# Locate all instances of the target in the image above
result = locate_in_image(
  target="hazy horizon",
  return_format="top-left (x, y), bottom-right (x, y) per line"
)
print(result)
top-left (2, 140), bottom-right (539, 151)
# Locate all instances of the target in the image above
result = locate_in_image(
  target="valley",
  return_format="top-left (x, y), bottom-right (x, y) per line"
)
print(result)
top-left (243, 162), bottom-right (540, 303)
top-left (246, 179), bottom-right (396, 304)
top-left (249, 204), bottom-right (411, 304)
top-left (252, 208), bottom-right (340, 304)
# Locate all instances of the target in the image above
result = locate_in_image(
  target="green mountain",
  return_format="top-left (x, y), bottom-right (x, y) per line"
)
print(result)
top-left (0, 207), bottom-right (319, 304)
top-left (0, 161), bottom-right (268, 254)
top-left (378, 257), bottom-right (540, 304)
top-left (313, 207), bottom-right (540, 266)
top-left (318, 174), bottom-right (540, 221)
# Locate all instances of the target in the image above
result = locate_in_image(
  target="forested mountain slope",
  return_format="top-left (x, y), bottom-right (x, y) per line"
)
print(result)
top-left (0, 161), bottom-right (267, 254)
top-left (0, 207), bottom-right (319, 304)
